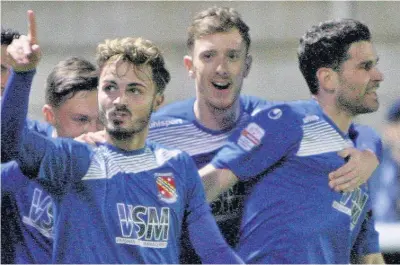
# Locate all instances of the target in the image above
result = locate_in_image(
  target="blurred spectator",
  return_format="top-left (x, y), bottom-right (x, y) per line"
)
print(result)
top-left (371, 99), bottom-right (400, 222)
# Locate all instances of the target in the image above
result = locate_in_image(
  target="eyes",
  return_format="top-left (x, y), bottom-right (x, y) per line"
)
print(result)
top-left (72, 116), bottom-right (90, 124)
top-left (359, 59), bottom-right (379, 71)
top-left (102, 84), bottom-right (144, 96)
top-left (71, 116), bottom-right (102, 130)
top-left (200, 50), bottom-right (243, 62)
top-left (127, 87), bottom-right (143, 95)
top-left (103, 83), bottom-right (117, 92)
top-left (361, 61), bottom-right (374, 71)
top-left (227, 51), bottom-right (241, 60)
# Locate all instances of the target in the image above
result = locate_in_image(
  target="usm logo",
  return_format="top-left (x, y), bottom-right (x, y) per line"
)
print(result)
top-left (332, 187), bottom-right (368, 231)
top-left (22, 188), bottom-right (54, 239)
top-left (116, 203), bottom-right (170, 248)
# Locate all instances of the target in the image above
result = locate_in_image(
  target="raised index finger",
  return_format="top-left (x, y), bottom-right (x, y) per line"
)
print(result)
top-left (27, 10), bottom-right (38, 45)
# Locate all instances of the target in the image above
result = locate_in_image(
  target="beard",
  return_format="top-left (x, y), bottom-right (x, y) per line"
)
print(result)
top-left (337, 92), bottom-right (379, 116)
top-left (99, 104), bottom-right (154, 141)
top-left (107, 117), bottom-right (150, 140)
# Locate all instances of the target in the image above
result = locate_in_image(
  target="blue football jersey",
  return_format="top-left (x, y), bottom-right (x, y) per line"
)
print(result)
top-left (26, 119), bottom-right (54, 137)
top-left (149, 96), bottom-right (270, 262)
top-left (2, 161), bottom-right (54, 264)
top-left (1, 99), bottom-right (54, 263)
top-left (211, 99), bottom-right (379, 263)
top-left (349, 124), bottom-right (382, 256)
top-left (2, 70), bottom-right (243, 264)
top-left (16, 134), bottom-right (241, 263)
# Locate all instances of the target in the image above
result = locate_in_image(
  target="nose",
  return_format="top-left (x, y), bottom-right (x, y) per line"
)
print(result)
top-left (372, 66), bottom-right (384, 82)
top-left (112, 90), bottom-right (128, 105)
top-left (215, 58), bottom-right (229, 77)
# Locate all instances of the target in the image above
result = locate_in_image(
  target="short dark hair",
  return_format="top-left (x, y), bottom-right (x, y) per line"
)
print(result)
top-left (1, 27), bottom-right (20, 45)
top-left (45, 57), bottom-right (98, 108)
top-left (187, 6), bottom-right (251, 53)
top-left (298, 19), bottom-right (371, 95)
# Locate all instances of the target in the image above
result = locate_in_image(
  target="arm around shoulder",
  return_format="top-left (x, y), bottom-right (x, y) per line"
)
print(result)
top-left (199, 164), bottom-right (239, 203)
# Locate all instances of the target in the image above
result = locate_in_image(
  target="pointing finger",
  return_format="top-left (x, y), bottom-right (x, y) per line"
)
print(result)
top-left (27, 10), bottom-right (38, 45)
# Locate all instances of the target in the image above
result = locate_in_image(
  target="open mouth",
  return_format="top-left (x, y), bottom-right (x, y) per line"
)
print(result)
top-left (212, 81), bottom-right (230, 90)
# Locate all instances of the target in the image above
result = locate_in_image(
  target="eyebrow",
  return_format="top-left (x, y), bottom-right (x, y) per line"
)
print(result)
top-left (201, 46), bottom-right (244, 52)
top-left (71, 114), bottom-right (89, 118)
top-left (103, 80), bottom-right (146, 88)
top-left (359, 56), bottom-right (379, 66)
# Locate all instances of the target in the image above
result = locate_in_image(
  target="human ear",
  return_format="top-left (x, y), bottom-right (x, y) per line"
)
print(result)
top-left (184, 55), bottom-right (195, 79)
top-left (316, 67), bottom-right (337, 93)
top-left (42, 104), bottom-right (56, 125)
top-left (153, 93), bottom-right (165, 111)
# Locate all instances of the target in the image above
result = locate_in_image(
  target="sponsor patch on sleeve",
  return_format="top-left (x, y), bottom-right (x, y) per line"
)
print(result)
top-left (238, 122), bottom-right (265, 151)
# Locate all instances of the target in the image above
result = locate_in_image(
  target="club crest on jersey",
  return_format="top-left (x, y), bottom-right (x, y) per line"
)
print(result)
top-left (238, 122), bottom-right (265, 151)
top-left (155, 173), bottom-right (177, 203)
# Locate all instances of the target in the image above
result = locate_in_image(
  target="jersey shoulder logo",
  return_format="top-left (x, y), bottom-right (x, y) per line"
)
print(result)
top-left (155, 173), bottom-right (178, 203)
top-left (238, 122), bottom-right (265, 151)
top-left (267, 108), bottom-right (282, 120)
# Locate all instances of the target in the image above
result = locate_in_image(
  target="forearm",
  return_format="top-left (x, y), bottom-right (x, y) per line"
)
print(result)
top-left (355, 253), bottom-right (385, 264)
top-left (188, 212), bottom-right (244, 264)
top-left (1, 69), bottom-right (35, 162)
top-left (0, 68), bottom-right (49, 178)
top-left (199, 164), bottom-right (239, 203)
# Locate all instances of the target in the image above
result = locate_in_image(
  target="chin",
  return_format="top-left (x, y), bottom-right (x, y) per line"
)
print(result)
top-left (211, 98), bottom-right (236, 110)
top-left (107, 128), bottom-right (135, 140)
top-left (366, 101), bottom-right (380, 112)
top-left (355, 105), bottom-right (379, 115)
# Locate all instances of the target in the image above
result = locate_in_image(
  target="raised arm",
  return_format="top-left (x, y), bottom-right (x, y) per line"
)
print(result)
top-left (1, 10), bottom-right (41, 162)
top-left (1, 11), bottom-right (91, 193)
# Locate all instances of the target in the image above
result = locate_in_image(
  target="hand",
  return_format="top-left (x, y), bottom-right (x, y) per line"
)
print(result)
top-left (6, 10), bottom-right (41, 72)
top-left (74, 130), bottom-right (106, 146)
top-left (328, 147), bottom-right (379, 192)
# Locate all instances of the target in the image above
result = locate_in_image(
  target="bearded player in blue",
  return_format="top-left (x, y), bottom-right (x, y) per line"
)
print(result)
top-left (200, 19), bottom-right (385, 264)
top-left (2, 11), bottom-right (243, 264)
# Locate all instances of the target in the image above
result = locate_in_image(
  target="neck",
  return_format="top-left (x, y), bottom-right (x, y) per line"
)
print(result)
top-left (105, 128), bottom-right (147, 151)
top-left (314, 97), bottom-right (353, 133)
top-left (194, 98), bottom-right (241, 131)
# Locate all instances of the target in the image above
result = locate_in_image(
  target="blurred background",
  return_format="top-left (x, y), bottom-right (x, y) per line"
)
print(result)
top-left (2, 1), bottom-right (400, 133)
top-left (2, 1), bottom-right (400, 262)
